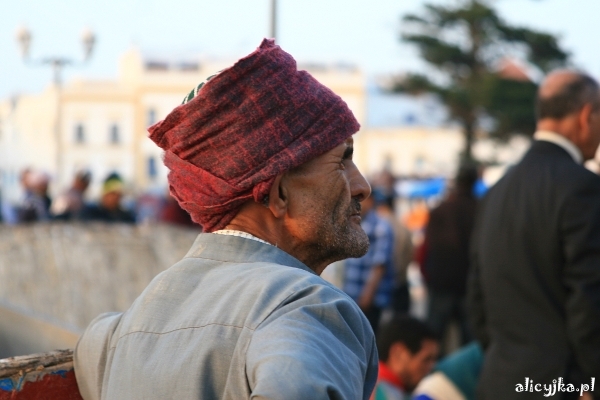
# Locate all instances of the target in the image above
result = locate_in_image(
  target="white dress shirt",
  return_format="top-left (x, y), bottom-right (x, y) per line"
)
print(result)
top-left (534, 130), bottom-right (583, 164)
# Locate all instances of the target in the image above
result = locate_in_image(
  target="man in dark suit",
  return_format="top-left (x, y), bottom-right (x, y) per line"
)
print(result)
top-left (469, 70), bottom-right (600, 399)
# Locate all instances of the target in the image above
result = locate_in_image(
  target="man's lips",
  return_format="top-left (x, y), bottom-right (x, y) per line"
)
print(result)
top-left (349, 198), bottom-right (361, 217)
top-left (348, 199), bottom-right (362, 225)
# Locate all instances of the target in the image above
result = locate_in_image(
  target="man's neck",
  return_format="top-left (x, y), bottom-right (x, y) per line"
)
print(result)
top-left (534, 130), bottom-right (583, 163)
top-left (224, 219), bottom-right (335, 276)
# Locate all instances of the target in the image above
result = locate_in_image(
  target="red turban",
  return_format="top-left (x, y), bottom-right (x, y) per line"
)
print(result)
top-left (148, 39), bottom-right (360, 232)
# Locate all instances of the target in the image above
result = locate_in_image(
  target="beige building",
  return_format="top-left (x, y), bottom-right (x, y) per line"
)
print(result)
top-left (355, 127), bottom-right (464, 177)
top-left (0, 50), bottom-right (366, 202)
top-left (0, 48), bottom-right (531, 205)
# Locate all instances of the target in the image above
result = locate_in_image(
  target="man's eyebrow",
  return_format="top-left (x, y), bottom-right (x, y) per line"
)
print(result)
top-left (342, 146), bottom-right (354, 160)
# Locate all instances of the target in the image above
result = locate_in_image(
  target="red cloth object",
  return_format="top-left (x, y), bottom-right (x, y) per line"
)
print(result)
top-left (377, 361), bottom-right (405, 391)
top-left (149, 38), bottom-right (360, 232)
top-left (416, 235), bottom-right (429, 284)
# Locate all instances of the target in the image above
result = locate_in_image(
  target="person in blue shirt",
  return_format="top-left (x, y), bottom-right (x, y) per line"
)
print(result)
top-left (344, 192), bottom-right (395, 334)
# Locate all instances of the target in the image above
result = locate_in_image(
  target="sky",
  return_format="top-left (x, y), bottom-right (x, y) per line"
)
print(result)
top-left (2, 0), bottom-right (600, 99)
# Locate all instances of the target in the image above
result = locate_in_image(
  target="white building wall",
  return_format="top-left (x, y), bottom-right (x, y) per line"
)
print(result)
top-left (355, 128), bottom-right (465, 178)
top-left (139, 92), bottom-right (187, 191)
top-left (61, 99), bottom-right (136, 198)
top-left (0, 88), bottom-right (58, 202)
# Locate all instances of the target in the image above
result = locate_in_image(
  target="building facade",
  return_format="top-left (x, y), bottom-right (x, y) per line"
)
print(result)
top-left (0, 48), bottom-right (532, 205)
top-left (0, 50), bottom-right (367, 203)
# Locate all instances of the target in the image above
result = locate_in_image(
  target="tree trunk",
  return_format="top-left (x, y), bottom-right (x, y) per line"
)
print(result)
top-left (462, 120), bottom-right (476, 163)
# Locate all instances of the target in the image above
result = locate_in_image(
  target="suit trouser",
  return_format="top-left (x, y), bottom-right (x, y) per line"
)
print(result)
top-left (427, 290), bottom-right (472, 354)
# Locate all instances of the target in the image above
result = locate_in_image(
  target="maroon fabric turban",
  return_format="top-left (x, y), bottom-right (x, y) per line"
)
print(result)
top-left (148, 39), bottom-right (360, 232)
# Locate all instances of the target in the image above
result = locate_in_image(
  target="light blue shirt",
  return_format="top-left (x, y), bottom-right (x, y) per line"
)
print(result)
top-left (74, 233), bottom-right (378, 399)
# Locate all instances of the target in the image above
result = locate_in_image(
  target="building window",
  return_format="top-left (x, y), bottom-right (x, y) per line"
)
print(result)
top-left (148, 156), bottom-right (157, 179)
top-left (74, 124), bottom-right (85, 144)
top-left (145, 61), bottom-right (169, 71)
top-left (147, 109), bottom-right (156, 127)
top-left (179, 62), bottom-right (199, 72)
top-left (110, 124), bottom-right (120, 144)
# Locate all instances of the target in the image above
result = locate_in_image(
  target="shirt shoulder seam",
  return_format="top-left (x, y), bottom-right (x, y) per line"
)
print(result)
top-left (110, 322), bottom-right (256, 351)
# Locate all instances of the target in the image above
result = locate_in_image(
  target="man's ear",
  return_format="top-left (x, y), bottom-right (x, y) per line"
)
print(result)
top-left (267, 173), bottom-right (288, 219)
top-left (579, 103), bottom-right (593, 137)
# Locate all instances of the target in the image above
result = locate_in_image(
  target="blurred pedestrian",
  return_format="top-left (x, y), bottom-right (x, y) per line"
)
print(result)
top-left (373, 188), bottom-right (414, 314)
top-left (422, 165), bottom-right (478, 354)
top-left (81, 173), bottom-right (135, 223)
top-left (372, 315), bottom-right (439, 400)
top-left (413, 342), bottom-right (484, 400)
top-left (344, 192), bottom-right (395, 335)
top-left (18, 170), bottom-right (52, 222)
top-left (403, 198), bottom-right (429, 234)
top-left (51, 170), bottom-right (91, 220)
top-left (469, 70), bottom-right (600, 399)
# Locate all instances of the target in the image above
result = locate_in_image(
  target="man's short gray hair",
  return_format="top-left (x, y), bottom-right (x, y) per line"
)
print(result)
top-left (536, 73), bottom-right (600, 120)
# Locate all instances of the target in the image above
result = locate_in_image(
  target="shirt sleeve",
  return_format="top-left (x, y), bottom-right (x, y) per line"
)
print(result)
top-left (246, 283), bottom-right (378, 400)
top-left (74, 312), bottom-right (123, 400)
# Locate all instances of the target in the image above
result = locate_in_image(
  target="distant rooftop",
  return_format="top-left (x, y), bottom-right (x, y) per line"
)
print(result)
top-left (144, 60), bottom-right (201, 72)
top-left (138, 49), bottom-right (360, 74)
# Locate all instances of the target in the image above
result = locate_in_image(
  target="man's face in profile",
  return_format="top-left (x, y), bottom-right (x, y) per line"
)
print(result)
top-left (391, 339), bottom-right (439, 392)
top-left (403, 339), bottom-right (439, 391)
top-left (283, 137), bottom-right (370, 268)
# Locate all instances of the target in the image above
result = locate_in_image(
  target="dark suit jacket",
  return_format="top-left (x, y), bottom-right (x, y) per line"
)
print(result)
top-left (469, 140), bottom-right (600, 399)
top-left (425, 191), bottom-right (477, 295)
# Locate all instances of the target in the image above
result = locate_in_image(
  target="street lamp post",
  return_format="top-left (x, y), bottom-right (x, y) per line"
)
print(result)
top-left (15, 26), bottom-right (96, 188)
top-left (270, 0), bottom-right (277, 40)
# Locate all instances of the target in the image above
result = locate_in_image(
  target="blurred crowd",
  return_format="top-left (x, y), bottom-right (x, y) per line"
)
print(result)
top-left (0, 168), bottom-right (197, 228)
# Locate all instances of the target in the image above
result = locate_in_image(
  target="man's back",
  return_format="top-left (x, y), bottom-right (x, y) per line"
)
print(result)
top-left (425, 192), bottom-right (476, 295)
top-left (470, 141), bottom-right (600, 398)
top-left (75, 234), bottom-right (378, 399)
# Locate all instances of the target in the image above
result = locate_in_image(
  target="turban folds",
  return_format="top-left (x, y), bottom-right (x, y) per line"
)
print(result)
top-left (148, 39), bottom-right (360, 232)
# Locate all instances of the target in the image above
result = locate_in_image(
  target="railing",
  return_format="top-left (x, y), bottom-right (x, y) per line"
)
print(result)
top-left (0, 349), bottom-right (82, 399)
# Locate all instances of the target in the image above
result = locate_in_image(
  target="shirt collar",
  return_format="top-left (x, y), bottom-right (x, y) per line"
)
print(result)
top-left (212, 229), bottom-right (273, 247)
top-left (378, 361), bottom-right (405, 391)
top-left (534, 130), bottom-right (583, 164)
top-left (184, 233), bottom-right (313, 275)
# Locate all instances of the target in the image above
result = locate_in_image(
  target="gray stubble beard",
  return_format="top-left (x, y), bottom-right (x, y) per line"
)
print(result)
top-left (315, 197), bottom-right (369, 262)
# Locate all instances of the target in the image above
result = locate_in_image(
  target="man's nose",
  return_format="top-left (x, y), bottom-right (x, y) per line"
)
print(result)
top-left (348, 161), bottom-right (370, 202)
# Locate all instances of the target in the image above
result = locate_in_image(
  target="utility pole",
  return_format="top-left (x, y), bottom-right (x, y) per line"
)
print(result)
top-left (270, 0), bottom-right (277, 40)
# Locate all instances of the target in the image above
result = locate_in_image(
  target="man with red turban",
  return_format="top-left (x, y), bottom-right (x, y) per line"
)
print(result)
top-left (74, 39), bottom-right (378, 399)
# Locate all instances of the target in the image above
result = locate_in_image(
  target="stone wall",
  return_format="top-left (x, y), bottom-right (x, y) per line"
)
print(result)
top-left (0, 223), bottom-right (199, 332)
